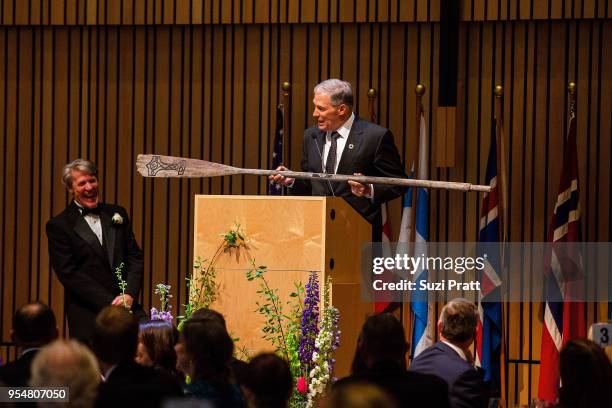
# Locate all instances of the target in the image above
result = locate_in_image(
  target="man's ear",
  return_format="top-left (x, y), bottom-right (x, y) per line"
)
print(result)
top-left (337, 103), bottom-right (348, 116)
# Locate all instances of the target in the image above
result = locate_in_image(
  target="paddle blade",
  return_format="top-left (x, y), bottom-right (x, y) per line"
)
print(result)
top-left (136, 154), bottom-right (242, 178)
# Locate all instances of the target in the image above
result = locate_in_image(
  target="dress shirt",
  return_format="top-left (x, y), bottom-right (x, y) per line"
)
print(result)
top-left (322, 112), bottom-right (355, 174)
top-left (74, 201), bottom-right (103, 245)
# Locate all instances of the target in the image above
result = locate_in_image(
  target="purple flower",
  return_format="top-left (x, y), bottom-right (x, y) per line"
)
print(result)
top-left (299, 272), bottom-right (320, 368)
top-left (150, 306), bottom-right (173, 323)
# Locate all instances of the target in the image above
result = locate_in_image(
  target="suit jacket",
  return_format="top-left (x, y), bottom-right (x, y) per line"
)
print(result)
top-left (334, 360), bottom-right (450, 408)
top-left (46, 202), bottom-right (144, 342)
top-left (292, 117), bottom-right (407, 236)
top-left (409, 342), bottom-right (488, 408)
top-left (96, 362), bottom-right (183, 408)
top-left (0, 349), bottom-right (38, 387)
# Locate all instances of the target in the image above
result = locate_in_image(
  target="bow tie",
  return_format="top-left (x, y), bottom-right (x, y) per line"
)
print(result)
top-left (81, 206), bottom-right (101, 217)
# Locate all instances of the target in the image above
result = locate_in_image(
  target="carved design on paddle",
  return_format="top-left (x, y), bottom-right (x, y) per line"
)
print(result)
top-left (145, 155), bottom-right (186, 176)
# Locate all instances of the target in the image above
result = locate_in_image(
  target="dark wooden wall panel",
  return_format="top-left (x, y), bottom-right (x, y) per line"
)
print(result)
top-left (3, 0), bottom-right (607, 25)
top-left (0, 12), bottom-right (610, 405)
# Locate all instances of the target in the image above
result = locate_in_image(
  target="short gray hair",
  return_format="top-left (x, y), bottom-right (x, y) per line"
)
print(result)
top-left (439, 298), bottom-right (479, 343)
top-left (62, 159), bottom-right (98, 188)
top-left (30, 340), bottom-right (100, 408)
top-left (313, 79), bottom-right (353, 109)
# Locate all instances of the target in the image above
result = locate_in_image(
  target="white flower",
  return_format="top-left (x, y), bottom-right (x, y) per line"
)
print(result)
top-left (112, 212), bottom-right (124, 225)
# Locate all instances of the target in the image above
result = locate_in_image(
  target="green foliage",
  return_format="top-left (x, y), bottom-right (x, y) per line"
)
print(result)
top-left (246, 261), bottom-right (289, 361)
top-left (247, 264), bottom-right (308, 407)
top-left (221, 222), bottom-right (245, 248)
top-left (113, 262), bottom-right (128, 309)
top-left (155, 283), bottom-right (172, 312)
top-left (178, 223), bottom-right (246, 330)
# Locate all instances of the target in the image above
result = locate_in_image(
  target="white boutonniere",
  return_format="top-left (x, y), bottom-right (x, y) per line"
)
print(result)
top-left (112, 213), bottom-right (124, 225)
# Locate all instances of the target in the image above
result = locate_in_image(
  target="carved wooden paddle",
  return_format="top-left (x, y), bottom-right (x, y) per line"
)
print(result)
top-left (136, 154), bottom-right (491, 192)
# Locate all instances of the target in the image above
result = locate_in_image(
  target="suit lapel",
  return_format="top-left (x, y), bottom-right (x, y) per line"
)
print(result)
top-left (336, 117), bottom-right (364, 175)
top-left (71, 205), bottom-right (108, 264)
top-left (100, 206), bottom-right (116, 268)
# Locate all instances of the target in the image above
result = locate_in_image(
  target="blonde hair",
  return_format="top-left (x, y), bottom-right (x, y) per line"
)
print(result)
top-left (30, 339), bottom-right (100, 408)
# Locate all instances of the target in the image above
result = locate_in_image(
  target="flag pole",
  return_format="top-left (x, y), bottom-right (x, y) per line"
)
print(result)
top-left (407, 84), bottom-right (426, 359)
top-left (410, 84), bottom-right (426, 245)
top-left (281, 82), bottom-right (291, 196)
top-left (367, 88), bottom-right (377, 123)
top-left (494, 85), bottom-right (508, 404)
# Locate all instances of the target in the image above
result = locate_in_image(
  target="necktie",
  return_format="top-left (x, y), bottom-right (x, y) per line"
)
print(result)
top-left (81, 206), bottom-right (101, 217)
top-left (325, 131), bottom-right (341, 174)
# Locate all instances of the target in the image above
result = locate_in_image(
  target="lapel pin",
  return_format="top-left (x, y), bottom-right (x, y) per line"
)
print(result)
top-left (348, 144), bottom-right (354, 149)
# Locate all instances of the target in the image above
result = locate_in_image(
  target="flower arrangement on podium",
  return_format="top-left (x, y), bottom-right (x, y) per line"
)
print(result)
top-left (247, 265), bottom-right (341, 408)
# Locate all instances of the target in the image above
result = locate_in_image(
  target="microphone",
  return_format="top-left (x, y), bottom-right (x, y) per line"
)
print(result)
top-left (311, 133), bottom-right (335, 196)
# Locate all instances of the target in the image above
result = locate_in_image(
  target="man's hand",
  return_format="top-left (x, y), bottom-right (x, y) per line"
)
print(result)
top-left (269, 165), bottom-right (295, 187)
top-left (111, 294), bottom-right (133, 309)
top-left (348, 173), bottom-right (372, 198)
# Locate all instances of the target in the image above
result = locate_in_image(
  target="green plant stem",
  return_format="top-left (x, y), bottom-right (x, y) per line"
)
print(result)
top-left (259, 272), bottom-right (290, 362)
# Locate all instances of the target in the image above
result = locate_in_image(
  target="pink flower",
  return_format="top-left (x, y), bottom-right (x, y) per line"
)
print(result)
top-left (297, 376), bottom-right (308, 394)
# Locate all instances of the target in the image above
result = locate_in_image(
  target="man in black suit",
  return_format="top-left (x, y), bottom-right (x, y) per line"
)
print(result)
top-left (409, 298), bottom-right (488, 408)
top-left (334, 313), bottom-right (450, 408)
top-left (46, 159), bottom-right (144, 342)
top-left (0, 302), bottom-right (58, 386)
top-left (93, 306), bottom-right (183, 407)
top-left (271, 79), bottom-right (407, 240)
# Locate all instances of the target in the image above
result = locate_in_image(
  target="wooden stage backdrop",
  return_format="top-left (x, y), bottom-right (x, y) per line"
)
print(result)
top-left (0, 1), bottom-right (610, 405)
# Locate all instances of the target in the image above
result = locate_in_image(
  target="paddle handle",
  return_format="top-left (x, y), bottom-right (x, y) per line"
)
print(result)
top-left (246, 168), bottom-right (491, 192)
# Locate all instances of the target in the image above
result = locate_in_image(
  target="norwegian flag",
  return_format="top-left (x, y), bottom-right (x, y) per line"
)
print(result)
top-left (538, 114), bottom-right (586, 403)
top-left (475, 121), bottom-right (503, 392)
top-left (374, 203), bottom-right (398, 313)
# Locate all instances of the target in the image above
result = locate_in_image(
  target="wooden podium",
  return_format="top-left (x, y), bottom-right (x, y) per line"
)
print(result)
top-left (193, 195), bottom-right (374, 377)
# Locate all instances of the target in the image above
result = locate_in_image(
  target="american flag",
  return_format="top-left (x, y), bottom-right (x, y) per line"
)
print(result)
top-left (475, 121), bottom-right (503, 392)
top-left (538, 111), bottom-right (585, 402)
top-left (268, 105), bottom-right (284, 195)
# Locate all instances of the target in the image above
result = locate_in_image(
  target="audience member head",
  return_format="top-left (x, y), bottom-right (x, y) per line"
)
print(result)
top-left (605, 345), bottom-right (612, 364)
top-left (559, 338), bottom-right (612, 408)
top-left (11, 302), bottom-right (58, 348)
top-left (325, 382), bottom-right (397, 408)
top-left (91, 306), bottom-right (138, 368)
top-left (239, 353), bottom-right (292, 408)
top-left (30, 339), bottom-right (100, 408)
top-left (177, 317), bottom-right (234, 384)
top-left (355, 313), bottom-right (408, 370)
top-left (437, 298), bottom-right (478, 348)
top-left (190, 307), bottom-right (227, 328)
top-left (136, 319), bottom-right (179, 373)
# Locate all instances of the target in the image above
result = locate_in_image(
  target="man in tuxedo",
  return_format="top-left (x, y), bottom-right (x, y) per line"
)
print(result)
top-left (46, 159), bottom-right (144, 342)
top-left (0, 302), bottom-right (58, 386)
top-left (333, 313), bottom-right (450, 408)
top-left (409, 298), bottom-right (488, 408)
top-left (271, 79), bottom-right (407, 241)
